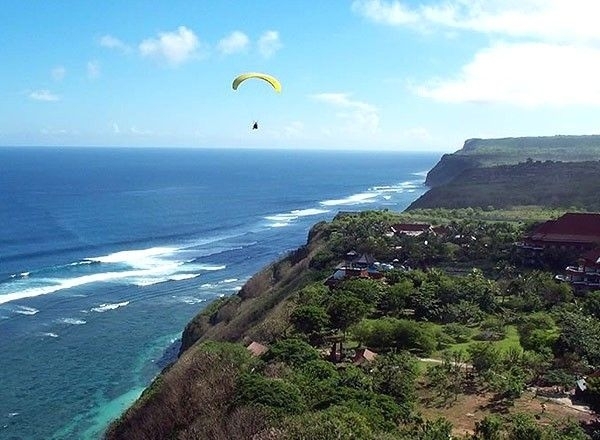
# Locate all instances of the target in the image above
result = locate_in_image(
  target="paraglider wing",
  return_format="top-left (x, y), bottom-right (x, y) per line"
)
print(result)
top-left (232, 72), bottom-right (282, 93)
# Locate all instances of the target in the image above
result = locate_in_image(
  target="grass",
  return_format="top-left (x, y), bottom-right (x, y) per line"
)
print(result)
top-left (402, 207), bottom-right (566, 225)
top-left (434, 324), bottom-right (522, 358)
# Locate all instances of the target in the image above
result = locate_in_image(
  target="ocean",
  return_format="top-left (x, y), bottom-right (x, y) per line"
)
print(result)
top-left (0, 147), bottom-right (440, 439)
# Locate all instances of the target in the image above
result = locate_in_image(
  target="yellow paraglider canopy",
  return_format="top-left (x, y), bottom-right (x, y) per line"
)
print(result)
top-left (232, 72), bottom-right (282, 93)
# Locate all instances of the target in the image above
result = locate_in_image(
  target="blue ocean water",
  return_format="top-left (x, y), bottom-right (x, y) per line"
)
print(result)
top-left (0, 147), bottom-right (440, 439)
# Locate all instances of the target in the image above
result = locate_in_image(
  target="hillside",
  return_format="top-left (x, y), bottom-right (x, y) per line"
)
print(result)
top-left (105, 210), bottom-right (599, 439)
top-left (408, 159), bottom-right (600, 211)
top-left (425, 135), bottom-right (600, 187)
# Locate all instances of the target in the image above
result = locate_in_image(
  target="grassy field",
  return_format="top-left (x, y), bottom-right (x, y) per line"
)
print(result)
top-left (435, 325), bottom-right (521, 358)
top-left (399, 206), bottom-right (566, 224)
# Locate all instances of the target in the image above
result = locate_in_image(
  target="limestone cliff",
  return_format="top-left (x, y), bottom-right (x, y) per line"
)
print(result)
top-left (424, 135), bottom-right (600, 188)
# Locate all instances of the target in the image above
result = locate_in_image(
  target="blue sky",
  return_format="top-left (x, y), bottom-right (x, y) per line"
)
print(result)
top-left (2, 0), bottom-right (600, 152)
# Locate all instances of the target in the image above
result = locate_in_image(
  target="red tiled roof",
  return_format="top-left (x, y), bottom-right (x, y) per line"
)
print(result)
top-left (527, 213), bottom-right (600, 243)
top-left (353, 348), bottom-right (377, 365)
top-left (246, 341), bottom-right (268, 357)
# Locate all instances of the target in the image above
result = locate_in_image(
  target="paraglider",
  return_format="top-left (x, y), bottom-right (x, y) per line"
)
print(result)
top-left (232, 72), bottom-right (281, 130)
top-left (232, 72), bottom-right (282, 93)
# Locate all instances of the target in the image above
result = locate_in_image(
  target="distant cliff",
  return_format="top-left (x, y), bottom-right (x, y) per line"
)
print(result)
top-left (409, 159), bottom-right (600, 211)
top-left (425, 135), bottom-right (600, 187)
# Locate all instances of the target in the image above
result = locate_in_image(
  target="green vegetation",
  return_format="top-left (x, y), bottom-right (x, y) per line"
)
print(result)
top-left (106, 209), bottom-right (600, 439)
top-left (426, 135), bottom-right (600, 187)
top-left (107, 137), bottom-right (600, 438)
top-left (410, 160), bottom-right (600, 211)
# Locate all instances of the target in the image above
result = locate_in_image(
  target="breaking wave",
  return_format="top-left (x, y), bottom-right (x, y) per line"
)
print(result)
top-left (91, 301), bottom-right (130, 313)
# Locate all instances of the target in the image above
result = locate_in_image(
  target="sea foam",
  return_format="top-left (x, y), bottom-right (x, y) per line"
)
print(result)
top-left (0, 245), bottom-right (226, 304)
top-left (320, 192), bottom-right (379, 206)
top-left (12, 305), bottom-right (39, 315)
top-left (265, 208), bottom-right (330, 227)
top-left (320, 180), bottom-right (422, 207)
top-left (59, 318), bottom-right (87, 325)
top-left (91, 301), bottom-right (130, 313)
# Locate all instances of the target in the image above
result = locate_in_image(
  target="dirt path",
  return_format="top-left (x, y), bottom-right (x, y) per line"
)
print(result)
top-left (543, 396), bottom-right (593, 414)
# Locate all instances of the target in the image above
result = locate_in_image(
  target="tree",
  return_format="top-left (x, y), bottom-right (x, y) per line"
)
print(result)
top-left (555, 311), bottom-right (600, 367)
top-left (397, 417), bottom-right (454, 440)
top-left (506, 413), bottom-right (543, 440)
top-left (378, 279), bottom-right (412, 316)
top-left (279, 406), bottom-right (373, 440)
top-left (338, 278), bottom-right (384, 308)
top-left (584, 290), bottom-right (600, 319)
top-left (327, 293), bottom-right (369, 333)
top-left (517, 312), bottom-right (559, 353)
top-left (409, 282), bottom-right (443, 321)
top-left (290, 305), bottom-right (329, 335)
top-left (236, 373), bottom-right (306, 415)
top-left (489, 365), bottom-right (527, 403)
top-left (473, 415), bottom-right (503, 440)
top-left (468, 343), bottom-right (502, 384)
top-left (372, 352), bottom-right (419, 414)
top-left (265, 338), bottom-right (320, 367)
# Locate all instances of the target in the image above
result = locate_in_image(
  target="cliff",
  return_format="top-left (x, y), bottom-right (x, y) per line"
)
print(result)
top-left (410, 160), bottom-right (600, 211)
top-left (105, 221), bottom-right (334, 439)
top-left (425, 135), bottom-right (600, 187)
top-left (179, 221), bottom-right (330, 353)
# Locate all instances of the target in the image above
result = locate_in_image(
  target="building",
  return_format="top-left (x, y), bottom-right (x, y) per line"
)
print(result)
top-left (562, 247), bottom-right (600, 290)
top-left (389, 223), bottom-right (433, 237)
top-left (324, 251), bottom-right (383, 288)
top-left (519, 213), bottom-right (600, 252)
top-left (246, 341), bottom-right (269, 357)
top-left (352, 348), bottom-right (377, 366)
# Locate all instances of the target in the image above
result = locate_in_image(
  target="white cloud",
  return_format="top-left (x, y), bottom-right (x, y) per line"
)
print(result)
top-left (352, 0), bottom-right (420, 25)
top-left (353, 1), bottom-right (600, 108)
top-left (352, 0), bottom-right (600, 43)
top-left (139, 26), bottom-right (200, 66)
top-left (52, 66), bottom-right (66, 81)
top-left (312, 92), bottom-right (380, 132)
top-left (258, 30), bottom-right (282, 58)
top-left (99, 34), bottom-right (131, 53)
top-left (413, 42), bottom-right (600, 107)
top-left (112, 122), bottom-right (120, 134)
top-left (217, 31), bottom-right (249, 55)
top-left (29, 90), bottom-right (60, 101)
top-left (87, 60), bottom-right (100, 78)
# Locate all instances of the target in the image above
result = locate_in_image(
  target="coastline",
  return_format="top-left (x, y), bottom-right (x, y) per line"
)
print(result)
top-left (0, 148), bottom-right (441, 440)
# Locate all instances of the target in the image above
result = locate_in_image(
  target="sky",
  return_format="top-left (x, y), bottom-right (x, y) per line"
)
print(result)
top-left (2, 0), bottom-right (600, 152)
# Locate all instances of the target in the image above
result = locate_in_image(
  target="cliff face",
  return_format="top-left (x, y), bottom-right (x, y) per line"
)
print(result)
top-left (106, 222), bottom-right (331, 439)
top-left (424, 135), bottom-right (600, 188)
top-left (424, 152), bottom-right (479, 187)
top-left (179, 221), bottom-right (329, 354)
top-left (410, 160), bottom-right (600, 210)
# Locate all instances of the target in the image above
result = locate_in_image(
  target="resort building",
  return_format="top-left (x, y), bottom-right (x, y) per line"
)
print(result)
top-left (561, 248), bottom-right (600, 290)
top-left (389, 223), bottom-right (434, 237)
top-left (324, 251), bottom-right (383, 289)
top-left (518, 213), bottom-right (600, 252)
